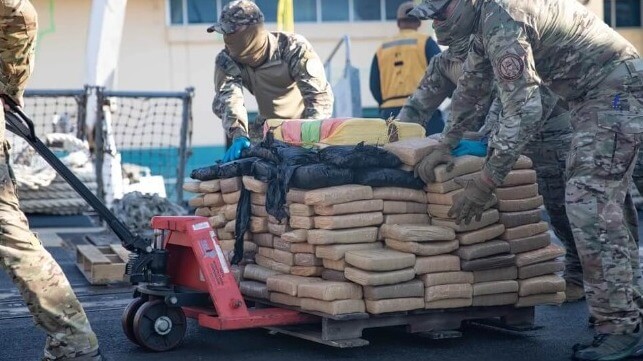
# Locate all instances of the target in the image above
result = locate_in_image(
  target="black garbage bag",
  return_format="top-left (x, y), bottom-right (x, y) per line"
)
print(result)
top-left (241, 145), bottom-right (280, 163)
top-left (232, 185), bottom-right (251, 265)
top-left (319, 142), bottom-right (401, 169)
top-left (190, 157), bottom-right (260, 181)
top-left (290, 164), bottom-right (354, 189)
top-left (354, 168), bottom-right (425, 189)
top-left (251, 160), bottom-right (278, 182)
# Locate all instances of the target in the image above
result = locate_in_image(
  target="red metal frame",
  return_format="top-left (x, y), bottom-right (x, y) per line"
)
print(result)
top-left (151, 216), bottom-right (319, 330)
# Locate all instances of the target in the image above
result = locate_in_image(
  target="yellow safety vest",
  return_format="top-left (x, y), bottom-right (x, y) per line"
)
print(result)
top-left (376, 30), bottom-right (429, 109)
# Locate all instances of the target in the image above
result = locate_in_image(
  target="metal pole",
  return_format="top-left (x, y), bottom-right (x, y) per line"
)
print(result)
top-left (176, 87), bottom-right (194, 203)
top-left (95, 86), bottom-right (105, 202)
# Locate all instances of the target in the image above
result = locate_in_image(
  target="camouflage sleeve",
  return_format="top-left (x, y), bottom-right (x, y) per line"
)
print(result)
top-left (213, 51), bottom-right (249, 140)
top-left (481, 8), bottom-right (544, 185)
top-left (0, 1), bottom-right (38, 104)
top-left (442, 35), bottom-right (495, 149)
top-left (398, 53), bottom-right (455, 126)
top-left (285, 34), bottom-right (334, 119)
top-left (478, 90), bottom-right (502, 136)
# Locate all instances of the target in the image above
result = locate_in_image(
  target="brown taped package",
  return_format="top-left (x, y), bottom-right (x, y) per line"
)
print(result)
top-left (272, 237), bottom-right (290, 252)
top-left (344, 267), bottom-right (415, 286)
top-left (304, 185), bottom-right (373, 206)
top-left (195, 207), bottom-right (211, 217)
top-left (383, 137), bottom-right (439, 166)
top-left (266, 275), bottom-right (323, 296)
top-left (518, 261), bottom-right (565, 279)
top-left (498, 209), bottom-right (542, 229)
top-left (460, 254), bottom-right (516, 272)
top-left (322, 269), bottom-right (347, 282)
top-left (222, 190), bottom-right (241, 204)
top-left (251, 193), bottom-right (266, 206)
top-left (251, 204), bottom-right (269, 217)
top-left (298, 281), bottom-right (363, 301)
top-left (290, 216), bottom-right (315, 229)
top-left (204, 193), bottom-right (225, 207)
top-left (501, 221), bottom-right (550, 240)
top-left (495, 183), bottom-right (539, 201)
top-left (290, 266), bottom-right (324, 277)
top-left (250, 217), bottom-right (269, 233)
top-left (363, 279), bottom-right (424, 300)
top-left (518, 275), bottom-right (566, 296)
top-left (380, 224), bottom-right (455, 242)
top-left (314, 199), bottom-right (384, 216)
top-left (432, 156), bottom-right (484, 183)
top-left (507, 232), bottom-right (551, 254)
top-left (316, 242), bottom-right (383, 261)
top-left (270, 292), bottom-right (301, 307)
top-left (385, 238), bottom-right (459, 256)
top-left (383, 201), bottom-right (428, 214)
top-left (239, 281), bottom-right (270, 299)
top-left (414, 255), bottom-right (461, 275)
top-left (515, 292), bottom-right (565, 307)
top-left (383, 214), bottom-right (430, 225)
top-left (291, 243), bottom-right (315, 254)
top-left (314, 212), bottom-right (383, 230)
top-left (220, 177), bottom-right (242, 193)
top-left (473, 266), bottom-right (518, 283)
top-left (188, 195), bottom-right (204, 208)
top-left (515, 244), bottom-right (566, 267)
top-left (300, 298), bottom-right (366, 315)
top-left (365, 298), bottom-right (424, 314)
top-left (345, 249), bottom-right (416, 271)
top-left (420, 271), bottom-right (474, 287)
top-left (425, 283), bottom-right (473, 302)
top-left (253, 233), bottom-right (274, 247)
top-left (373, 187), bottom-right (427, 203)
top-left (456, 240), bottom-right (510, 261)
top-left (289, 203), bottom-right (315, 217)
top-left (243, 264), bottom-right (283, 282)
top-left (425, 298), bottom-right (472, 309)
top-left (199, 179), bottom-right (221, 193)
top-left (286, 188), bottom-right (306, 204)
top-left (294, 253), bottom-right (323, 266)
top-left (322, 258), bottom-right (346, 271)
top-left (183, 181), bottom-right (201, 193)
top-left (497, 195), bottom-right (544, 212)
top-left (307, 227), bottom-right (379, 245)
top-left (473, 280), bottom-right (519, 296)
top-left (281, 229), bottom-right (308, 243)
top-left (456, 224), bottom-right (506, 246)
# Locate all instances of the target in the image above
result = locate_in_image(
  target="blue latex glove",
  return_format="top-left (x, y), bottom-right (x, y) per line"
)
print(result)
top-left (451, 139), bottom-right (488, 157)
top-left (223, 137), bottom-right (250, 162)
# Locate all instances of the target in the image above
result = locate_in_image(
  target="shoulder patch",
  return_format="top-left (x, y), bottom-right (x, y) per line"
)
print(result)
top-left (497, 53), bottom-right (524, 81)
top-left (304, 57), bottom-right (325, 78)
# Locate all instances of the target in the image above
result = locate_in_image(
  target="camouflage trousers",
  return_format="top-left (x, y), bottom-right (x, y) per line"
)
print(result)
top-left (521, 113), bottom-right (583, 286)
top-left (0, 149), bottom-right (97, 357)
top-left (566, 58), bottom-right (643, 335)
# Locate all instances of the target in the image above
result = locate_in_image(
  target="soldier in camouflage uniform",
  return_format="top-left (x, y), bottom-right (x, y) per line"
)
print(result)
top-left (411, 0), bottom-right (643, 359)
top-left (399, 36), bottom-right (588, 302)
top-left (0, 1), bottom-right (101, 360)
top-left (210, 0), bottom-right (333, 161)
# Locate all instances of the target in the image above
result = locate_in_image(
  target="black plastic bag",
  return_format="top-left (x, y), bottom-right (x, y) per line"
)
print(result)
top-left (190, 157), bottom-right (259, 181)
top-left (251, 160), bottom-right (278, 182)
top-left (319, 142), bottom-right (401, 169)
top-left (290, 164), bottom-right (354, 189)
top-left (241, 145), bottom-right (279, 163)
top-left (232, 185), bottom-right (251, 265)
top-left (354, 168), bottom-right (425, 189)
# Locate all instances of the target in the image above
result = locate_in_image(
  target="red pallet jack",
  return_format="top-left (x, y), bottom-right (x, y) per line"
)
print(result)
top-left (3, 97), bottom-right (319, 352)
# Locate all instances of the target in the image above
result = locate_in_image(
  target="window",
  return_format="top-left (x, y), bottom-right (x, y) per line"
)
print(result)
top-left (322, 0), bottom-right (349, 22)
top-left (168, 0), bottom-right (415, 25)
top-left (295, 0), bottom-right (317, 22)
top-left (385, 0), bottom-right (408, 20)
top-left (604, 0), bottom-right (642, 28)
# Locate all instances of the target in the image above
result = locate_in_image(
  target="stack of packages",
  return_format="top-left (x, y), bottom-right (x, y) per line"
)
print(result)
top-left (422, 154), bottom-right (566, 308)
top-left (496, 167), bottom-right (567, 307)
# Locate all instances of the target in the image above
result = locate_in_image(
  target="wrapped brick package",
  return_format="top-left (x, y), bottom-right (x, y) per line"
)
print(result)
top-left (266, 275), bottom-right (323, 296)
top-left (385, 238), bottom-right (459, 256)
top-left (297, 281), bottom-right (363, 301)
top-left (344, 267), bottom-right (416, 286)
top-left (456, 224), bottom-right (506, 245)
top-left (365, 298), bottom-right (424, 314)
top-left (314, 212), bottom-right (384, 230)
top-left (304, 185), bottom-right (373, 206)
top-left (316, 242), bottom-right (384, 261)
top-left (363, 279), bottom-right (424, 300)
top-left (314, 199), bottom-right (384, 216)
top-left (414, 255), bottom-right (461, 274)
top-left (345, 249), bottom-right (416, 271)
top-left (420, 271), bottom-right (474, 287)
top-left (300, 298), bottom-right (366, 315)
top-left (380, 224), bottom-right (455, 242)
top-left (307, 227), bottom-right (379, 245)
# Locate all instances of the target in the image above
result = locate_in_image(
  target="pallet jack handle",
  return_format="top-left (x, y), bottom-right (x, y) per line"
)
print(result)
top-left (2, 95), bottom-right (152, 254)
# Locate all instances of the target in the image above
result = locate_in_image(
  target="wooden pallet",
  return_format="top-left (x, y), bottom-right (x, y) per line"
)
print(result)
top-left (249, 297), bottom-right (535, 348)
top-left (76, 244), bottom-right (130, 285)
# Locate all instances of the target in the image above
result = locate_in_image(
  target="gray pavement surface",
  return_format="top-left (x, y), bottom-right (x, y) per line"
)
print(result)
top-left (2, 210), bottom-right (641, 361)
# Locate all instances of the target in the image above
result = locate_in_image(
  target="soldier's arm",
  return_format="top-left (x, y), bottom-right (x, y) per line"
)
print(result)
top-left (478, 88), bottom-right (502, 136)
top-left (442, 35), bottom-right (495, 148)
top-left (286, 35), bottom-right (334, 119)
top-left (398, 54), bottom-right (455, 125)
top-left (482, 10), bottom-right (544, 185)
top-left (0, 2), bottom-right (38, 105)
top-left (213, 52), bottom-right (249, 140)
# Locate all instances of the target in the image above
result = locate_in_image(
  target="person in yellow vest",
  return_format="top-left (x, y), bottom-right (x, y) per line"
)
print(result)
top-left (369, 1), bottom-right (442, 133)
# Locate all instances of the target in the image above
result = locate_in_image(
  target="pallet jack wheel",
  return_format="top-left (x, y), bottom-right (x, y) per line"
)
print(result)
top-left (132, 299), bottom-right (187, 352)
top-left (122, 297), bottom-right (146, 345)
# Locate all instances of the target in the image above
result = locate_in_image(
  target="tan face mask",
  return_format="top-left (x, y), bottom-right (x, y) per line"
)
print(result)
top-left (224, 24), bottom-right (269, 68)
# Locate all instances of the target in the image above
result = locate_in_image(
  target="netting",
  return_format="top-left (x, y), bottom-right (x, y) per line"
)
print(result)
top-left (106, 95), bottom-right (188, 202)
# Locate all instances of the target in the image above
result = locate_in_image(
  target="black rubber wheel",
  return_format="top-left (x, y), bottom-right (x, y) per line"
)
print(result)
top-left (121, 297), bottom-right (146, 345)
top-left (132, 300), bottom-right (187, 352)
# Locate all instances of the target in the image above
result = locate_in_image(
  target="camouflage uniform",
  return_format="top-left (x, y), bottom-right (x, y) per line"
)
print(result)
top-left (414, 0), bottom-right (643, 334)
top-left (211, 1), bottom-right (333, 142)
top-left (0, 1), bottom-right (98, 359)
top-left (399, 37), bottom-right (583, 287)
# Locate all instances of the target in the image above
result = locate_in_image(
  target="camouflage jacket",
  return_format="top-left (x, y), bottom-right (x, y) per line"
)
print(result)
top-left (213, 31), bottom-right (333, 139)
top-left (0, 0), bottom-right (37, 105)
top-left (444, 0), bottom-right (639, 185)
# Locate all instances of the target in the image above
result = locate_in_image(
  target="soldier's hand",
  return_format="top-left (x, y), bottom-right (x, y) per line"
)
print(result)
top-left (448, 174), bottom-right (495, 225)
top-left (413, 142), bottom-right (455, 184)
top-left (223, 136), bottom-right (250, 163)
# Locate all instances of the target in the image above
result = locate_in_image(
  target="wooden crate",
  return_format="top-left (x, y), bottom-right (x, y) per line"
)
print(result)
top-left (76, 244), bottom-right (130, 285)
